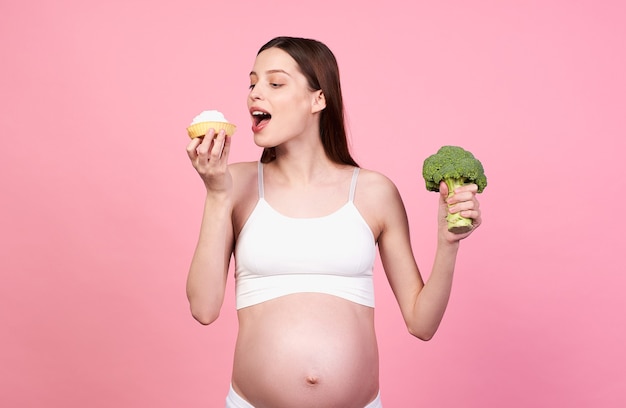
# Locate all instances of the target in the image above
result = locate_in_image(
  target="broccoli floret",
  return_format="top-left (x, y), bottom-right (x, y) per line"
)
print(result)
top-left (422, 146), bottom-right (487, 234)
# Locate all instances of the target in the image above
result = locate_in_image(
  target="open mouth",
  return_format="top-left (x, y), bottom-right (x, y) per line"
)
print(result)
top-left (252, 110), bottom-right (271, 128)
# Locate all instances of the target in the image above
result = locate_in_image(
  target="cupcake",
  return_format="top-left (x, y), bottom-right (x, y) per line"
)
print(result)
top-left (186, 110), bottom-right (236, 138)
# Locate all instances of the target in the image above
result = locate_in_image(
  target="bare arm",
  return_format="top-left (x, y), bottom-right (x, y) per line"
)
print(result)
top-left (377, 177), bottom-right (481, 340)
top-left (185, 129), bottom-right (234, 325)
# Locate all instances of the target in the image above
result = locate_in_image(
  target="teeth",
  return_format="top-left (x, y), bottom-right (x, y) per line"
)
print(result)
top-left (252, 111), bottom-right (265, 116)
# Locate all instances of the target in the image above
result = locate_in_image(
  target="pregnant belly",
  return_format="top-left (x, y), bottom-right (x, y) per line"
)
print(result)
top-left (232, 293), bottom-right (380, 408)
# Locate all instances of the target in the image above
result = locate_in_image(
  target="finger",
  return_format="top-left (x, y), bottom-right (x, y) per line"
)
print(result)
top-left (460, 209), bottom-right (482, 228)
top-left (456, 183), bottom-right (479, 194)
top-left (460, 208), bottom-right (481, 219)
top-left (447, 187), bottom-right (479, 205)
top-left (186, 137), bottom-right (203, 159)
top-left (209, 129), bottom-right (227, 160)
top-left (449, 198), bottom-right (480, 215)
top-left (439, 181), bottom-right (449, 199)
top-left (221, 134), bottom-right (233, 161)
top-left (196, 129), bottom-right (216, 157)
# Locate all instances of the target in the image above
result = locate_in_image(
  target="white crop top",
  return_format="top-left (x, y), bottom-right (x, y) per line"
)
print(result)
top-left (234, 162), bottom-right (376, 310)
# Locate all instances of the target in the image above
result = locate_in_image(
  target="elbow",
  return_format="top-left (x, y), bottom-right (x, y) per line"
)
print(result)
top-left (186, 284), bottom-right (224, 325)
top-left (190, 305), bottom-right (220, 325)
top-left (188, 295), bottom-right (221, 325)
top-left (407, 325), bottom-right (436, 342)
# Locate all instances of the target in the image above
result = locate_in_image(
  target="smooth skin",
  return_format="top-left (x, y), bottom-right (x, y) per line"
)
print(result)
top-left (185, 47), bottom-right (481, 408)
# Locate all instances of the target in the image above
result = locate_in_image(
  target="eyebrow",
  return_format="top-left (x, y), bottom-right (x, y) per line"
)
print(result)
top-left (249, 69), bottom-right (291, 77)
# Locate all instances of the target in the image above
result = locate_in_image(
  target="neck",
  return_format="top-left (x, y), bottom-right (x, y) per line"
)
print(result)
top-left (272, 155), bottom-right (337, 185)
top-left (267, 125), bottom-right (335, 184)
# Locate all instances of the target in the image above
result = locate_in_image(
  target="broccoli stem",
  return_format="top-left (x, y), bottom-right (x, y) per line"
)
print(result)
top-left (444, 177), bottom-right (473, 234)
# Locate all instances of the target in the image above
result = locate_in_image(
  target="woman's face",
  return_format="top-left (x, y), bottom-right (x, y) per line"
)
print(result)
top-left (248, 47), bottom-right (325, 148)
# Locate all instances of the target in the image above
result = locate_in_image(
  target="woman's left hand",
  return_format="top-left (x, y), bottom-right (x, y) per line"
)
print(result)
top-left (438, 181), bottom-right (482, 243)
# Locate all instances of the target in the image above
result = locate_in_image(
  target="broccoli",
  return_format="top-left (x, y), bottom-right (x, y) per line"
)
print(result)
top-left (422, 145), bottom-right (487, 234)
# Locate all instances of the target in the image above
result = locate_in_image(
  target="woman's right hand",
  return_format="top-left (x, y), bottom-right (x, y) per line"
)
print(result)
top-left (186, 128), bottom-right (233, 194)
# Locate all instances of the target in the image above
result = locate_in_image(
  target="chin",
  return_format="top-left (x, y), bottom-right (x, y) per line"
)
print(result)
top-left (253, 135), bottom-right (274, 149)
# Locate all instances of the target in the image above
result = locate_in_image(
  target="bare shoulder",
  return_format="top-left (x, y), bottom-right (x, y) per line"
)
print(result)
top-left (355, 168), bottom-right (406, 239)
top-left (356, 168), bottom-right (402, 202)
top-left (229, 161), bottom-right (258, 178)
top-left (228, 162), bottom-right (257, 192)
top-left (229, 161), bottom-right (258, 199)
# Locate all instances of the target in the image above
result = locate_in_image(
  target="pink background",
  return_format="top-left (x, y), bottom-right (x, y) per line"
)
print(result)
top-left (1, 0), bottom-right (624, 407)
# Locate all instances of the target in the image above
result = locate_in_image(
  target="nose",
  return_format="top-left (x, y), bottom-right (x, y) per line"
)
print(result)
top-left (249, 85), bottom-right (263, 102)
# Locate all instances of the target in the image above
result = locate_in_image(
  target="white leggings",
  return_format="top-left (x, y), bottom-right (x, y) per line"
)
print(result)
top-left (225, 384), bottom-right (383, 408)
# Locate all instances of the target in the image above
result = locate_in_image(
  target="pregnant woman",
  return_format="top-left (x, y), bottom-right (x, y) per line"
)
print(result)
top-left (185, 36), bottom-right (482, 408)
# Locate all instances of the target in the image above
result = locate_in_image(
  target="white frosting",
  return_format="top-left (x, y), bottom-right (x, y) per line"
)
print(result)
top-left (190, 110), bottom-right (229, 125)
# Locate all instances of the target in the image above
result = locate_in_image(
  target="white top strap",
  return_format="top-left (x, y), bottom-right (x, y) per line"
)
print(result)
top-left (257, 161), bottom-right (264, 199)
top-left (349, 167), bottom-right (360, 202)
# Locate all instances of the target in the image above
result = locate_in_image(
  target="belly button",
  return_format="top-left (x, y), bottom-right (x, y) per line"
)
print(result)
top-left (305, 375), bottom-right (319, 386)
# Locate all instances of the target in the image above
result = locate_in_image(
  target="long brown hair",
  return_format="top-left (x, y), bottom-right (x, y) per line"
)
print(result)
top-left (257, 36), bottom-right (358, 167)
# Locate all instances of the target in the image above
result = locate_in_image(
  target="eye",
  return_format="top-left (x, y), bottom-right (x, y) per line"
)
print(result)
top-left (270, 83), bottom-right (282, 88)
top-left (249, 83), bottom-right (256, 90)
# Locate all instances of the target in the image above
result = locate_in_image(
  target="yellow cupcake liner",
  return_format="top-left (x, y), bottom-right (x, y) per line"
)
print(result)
top-left (187, 121), bottom-right (237, 138)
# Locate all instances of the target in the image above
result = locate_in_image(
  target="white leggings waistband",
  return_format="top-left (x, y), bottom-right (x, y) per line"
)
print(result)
top-left (225, 384), bottom-right (382, 408)
top-left (225, 384), bottom-right (254, 408)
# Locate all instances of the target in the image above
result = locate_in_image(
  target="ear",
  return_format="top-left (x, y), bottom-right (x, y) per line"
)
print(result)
top-left (311, 90), bottom-right (326, 113)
